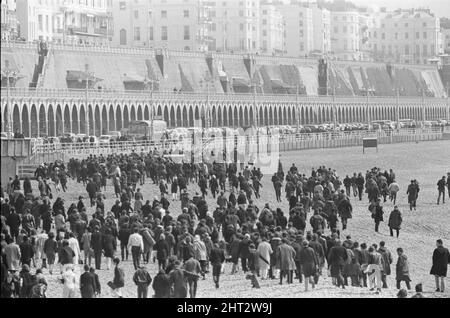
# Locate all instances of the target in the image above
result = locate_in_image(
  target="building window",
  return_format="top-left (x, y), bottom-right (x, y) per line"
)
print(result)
top-left (120, 29), bottom-right (127, 45)
top-left (119, 1), bottom-right (126, 10)
top-left (161, 10), bottom-right (167, 18)
top-left (382, 33), bottom-right (385, 40)
top-left (161, 26), bottom-right (168, 40)
top-left (423, 32), bottom-right (427, 39)
top-left (423, 44), bottom-right (427, 55)
top-left (262, 19), bottom-right (266, 25)
top-left (416, 32), bottom-right (419, 39)
top-left (333, 26), bottom-right (338, 33)
top-left (416, 44), bottom-right (420, 55)
top-left (149, 11), bottom-right (152, 18)
top-left (381, 23), bottom-right (385, 28)
top-left (132, 27), bottom-right (140, 41)
top-left (210, 11), bottom-right (216, 17)
top-left (263, 30), bottom-right (267, 36)
top-left (405, 32), bottom-right (408, 39)
top-left (149, 27), bottom-right (153, 41)
top-left (134, 10), bottom-right (139, 19)
top-left (183, 10), bottom-right (189, 18)
top-left (343, 26), bottom-right (347, 33)
top-left (239, 10), bottom-right (243, 17)
top-left (405, 45), bottom-right (409, 55)
top-left (374, 31), bottom-right (377, 38)
top-left (38, 15), bottom-right (43, 31)
top-left (423, 22), bottom-right (427, 27)
top-left (184, 26), bottom-right (190, 40)
top-left (431, 45), bottom-right (435, 55)
top-left (394, 33), bottom-right (397, 40)
top-left (240, 23), bottom-right (243, 31)
top-left (263, 10), bottom-right (267, 15)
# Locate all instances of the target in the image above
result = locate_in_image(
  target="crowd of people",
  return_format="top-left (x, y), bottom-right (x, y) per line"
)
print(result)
top-left (1, 150), bottom-right (449, 298)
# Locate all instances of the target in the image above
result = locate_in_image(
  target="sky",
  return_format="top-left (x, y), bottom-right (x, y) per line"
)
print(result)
top-left (338, 0), bottom-right (450, 18)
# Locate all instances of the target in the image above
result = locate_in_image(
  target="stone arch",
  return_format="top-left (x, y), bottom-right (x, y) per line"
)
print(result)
top-left (222, 106), bottom-right (228, 126)
top-left (137, 105), bottom-right (143, 120)
top-left (234, 106), bottom-right (239, 127)
top-left (182, 106), bottom-right (188, 127)
top-left (22, 105), bottom-right (30, 137)
top-left (108, 105), bottom-right (115, 132)
top-left (164, 106), bottom-right (170, 124)
top-left (264, 106), bottom-right (268, 126)
top-left (194, 105), bottom-right (199, 121)
top-left (13, 104), bottom-right (20, 133)
top-left (72, 105), bottom-right (79, 134)
top-left (39, 104), bottom-right (47, 136)
top-left (31, 104), bottom-right (38, 137)
top-left (189, 106), bottom-right (194, 127)
top-left (94, 105), bottom-right (101, 136)
top-left (211, 105), bottom-right (217, 127)
top-left (283, 107), bottom-right (287, 125)
top-left (88, 104), bottom-right (94, 136)
top-left (278, 107), bottom-right (282, 125)
top-left (243, 106), bottom-right (249, 126)
top-left (170, 105), bottom-right (176, 127)
top-left (55, 104), bottom-right (63, 136)
top-left (123, 105), bottom-right (130, 128)
top-left (63, 104), bottom-right (71, 134)
top-left (130, 105), bottom-right (136, 122)
top-left (101, 106), bottom-right (108, 134)
top-left (239, 106), bottom-right (244, 127)
top-left (79, 105), bottom-right (86, 134)
top-left (249, 107), bottom-right (254, 126)
top-left (116, 105), bottom-right (122, 131)
top-left (274, 106), bottom-right (279, 125)
top-left (227, 106), bottom-right (232, 127)
top-left (176, 105), bottom-right (182, 127)
top-left (144, 105), bottom-right (149, 120)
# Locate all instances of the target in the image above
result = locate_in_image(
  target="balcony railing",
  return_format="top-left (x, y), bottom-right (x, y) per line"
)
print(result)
top-left (1, 87), bottom-right (448, 104)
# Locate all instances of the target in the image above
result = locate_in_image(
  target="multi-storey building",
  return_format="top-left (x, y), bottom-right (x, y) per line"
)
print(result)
top-left (277, 4), bottom-right (313, 57)
top-left (330, 10), bottom-right (361, 60)
top-left (260, 0), bottom-right (284, 55)
top-left (16, 0), bottom-right (111, 45)
top-left (206, 0), bottom-right (260, 53)
top-left (368, 9), bottom-right (441, 64)
top-left (443, 28), bottom-right (450, 54)
top-left (1, 0), bottom-right (18, 41)
top-left (311, 3), bottom-right (331, 55)
top-left (109, 0), bottom-right (209, 51)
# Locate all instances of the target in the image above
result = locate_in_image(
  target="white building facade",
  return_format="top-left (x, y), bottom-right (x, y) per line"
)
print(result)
top-left (330, 10), bottom-right (361, 61)
top-left (260, 1), bottom-right (284, 55)
top-left (206, 0), bottom-right (260, 53)
top-left (278, 4), bottom-right (313, 57)
top-left (368, 9), bottom-right (441, 64)
top-left (16, 0), bottom-right (111, 45)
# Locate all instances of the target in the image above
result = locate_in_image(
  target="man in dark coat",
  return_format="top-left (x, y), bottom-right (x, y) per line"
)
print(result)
top-left (406, 180), bottom-right (419, 211)
top-left (430, 239), bottom-right (450, 293)
top-left (369, 199), bottom-right (384, 233)
top-left (90, 226), bottom-right (103, 270)
top-left (377, 241), bottom-right (393, 289)
top-left (168, 260), bottom-right (187, 298)
top-left (153, 269), bottom-right (171, 298)
top-left (80, 264), bottom-right (96, 298)
top-left (388, 206), bottom-right (402, 238)
top-left (337, 198), bottom-right (352, 230)
top-left (437, 176), bottom-right (446, 204)
top-left (209, 243), bottom-right (226, 289)
top-left (133, 265), bottom-right (152, 298)
top-left (299, 240), bottom-right (319, 291)
top-left (90, 267), bottom-right (101, 296)
top-left (327, 240), bottom-right (348, 289)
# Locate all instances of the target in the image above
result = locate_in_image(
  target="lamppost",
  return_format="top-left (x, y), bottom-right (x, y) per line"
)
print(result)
top-left (296, 84), bottom-right (300, 132)
top-left (329, 83), bottom-right (339, 128)
top-left (446, 82), bottom-right (450, 121)
top-left (393, 86), bottom-right (404, 130)
top-left (3, 60), bottom-right (18, 136)
top-left (143, 75), bottom-right (159, 141)
top-left (250, 77), bottom-right (260, 128)
top-left (84, 63), bottom-right (94, 136)
top-left (418, 88), bottom-right (425, 124)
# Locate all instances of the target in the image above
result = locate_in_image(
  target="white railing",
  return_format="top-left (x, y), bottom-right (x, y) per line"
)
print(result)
top-left (1, 87), bottom-right (448, 103)
top-left (31, 127), bottom-right (448, 156)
